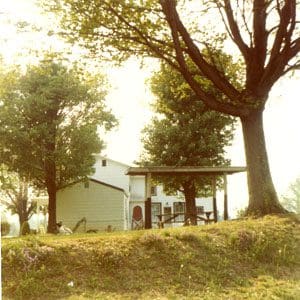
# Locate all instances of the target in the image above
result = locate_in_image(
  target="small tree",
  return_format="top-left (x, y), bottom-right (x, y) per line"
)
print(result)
top-left (0, 58), bottom-right (117, 233)
top-left (0, 168), bottom-right (36, 234)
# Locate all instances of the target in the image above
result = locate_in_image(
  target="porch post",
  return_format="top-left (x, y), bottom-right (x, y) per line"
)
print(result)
top-left (223, 174), bottom-right (228, 220)
top-left (212, 177), bottom-right (218, 222)
top-left (145, 172), bottom-right (152, 229)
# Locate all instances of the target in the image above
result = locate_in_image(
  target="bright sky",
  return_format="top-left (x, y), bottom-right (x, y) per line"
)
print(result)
top-left (0, 0), bottom-right (299, 214)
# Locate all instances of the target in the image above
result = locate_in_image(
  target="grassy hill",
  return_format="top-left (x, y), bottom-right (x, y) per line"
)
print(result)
top-left (2, 215), bottom-right (300, 299)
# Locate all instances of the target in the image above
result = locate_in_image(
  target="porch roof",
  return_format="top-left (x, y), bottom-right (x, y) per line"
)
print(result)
top-left (126, 166), bottom-right (247, 176)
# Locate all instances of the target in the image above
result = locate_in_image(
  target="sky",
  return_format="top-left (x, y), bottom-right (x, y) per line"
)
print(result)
top-left (0, 0), bottom-right (299, 215)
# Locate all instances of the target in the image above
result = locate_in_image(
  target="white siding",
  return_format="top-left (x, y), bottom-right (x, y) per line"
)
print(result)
top-left (92, 155), bottom-right (130, 193)
top-left (57, 180), bottom-right (126, 231)
top-left (129, 176), bottom-right (145, 201)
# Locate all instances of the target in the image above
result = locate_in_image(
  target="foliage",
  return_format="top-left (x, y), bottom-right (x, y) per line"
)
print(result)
top-left (0, 166), bottom-right (37, 233)
top-left (281, 177), bottom-right (300, 214)
top-left (0, 59), bottom-right (116, 187)
top-left (141, 61), bottom-right (235, 199)
top-left (0, 58), bottom-right (117, 232)
top-left (2, 215), bottom-right (299, 299)
top-left (236, 207), bottom-right (246, 219)
top-left (1, 221), bottom-right (10, 236)
top-left (46, 0), bottom-right (300, 215)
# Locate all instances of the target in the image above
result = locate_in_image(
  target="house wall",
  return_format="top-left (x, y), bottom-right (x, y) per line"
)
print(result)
top-left (90, 154), bottom-right (214, 229)
top-left (92, 155), bottom-right (130, 193)
top-left (57, 180), bottom-right (126, 232)
top-left (128, 180), bottom-right (214, 228)
top-left (129, 176), bottom-right (145, 201)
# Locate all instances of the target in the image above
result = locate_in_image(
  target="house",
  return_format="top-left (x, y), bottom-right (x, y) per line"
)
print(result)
top-left (93, 155), bottom-right (213, 229)
top-left (56, 178), bottom-right (129, 232)
top-left (56, 155), bottom-right (213, 231)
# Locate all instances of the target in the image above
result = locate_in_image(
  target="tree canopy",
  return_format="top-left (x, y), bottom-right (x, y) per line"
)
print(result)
top-left (47, 0), bottom-right (300, 215)
top-left (141, 61), bottom-right (235, 223)
top-left (0, 59), bottom-right (117, 232)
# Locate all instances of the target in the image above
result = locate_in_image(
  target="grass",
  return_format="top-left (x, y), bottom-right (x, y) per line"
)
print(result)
top-left (2, 215), bottom-right (300, 299)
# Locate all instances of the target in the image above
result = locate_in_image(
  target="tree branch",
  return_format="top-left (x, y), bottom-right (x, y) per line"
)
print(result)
top-left (223, 0), bottom-right (251, 60)
top-left (269, 0), bottom-right (296, 64)
top-left (253, 0), bottom-right (268, 68)
top-left (159, 0), bottom-right (250, 118)
top-left (102, 1), bottom-right (181, 71)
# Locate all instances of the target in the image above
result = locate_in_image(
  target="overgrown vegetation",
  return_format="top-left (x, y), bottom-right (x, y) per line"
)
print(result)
top-left (2, 215), bottom-right (300, 299)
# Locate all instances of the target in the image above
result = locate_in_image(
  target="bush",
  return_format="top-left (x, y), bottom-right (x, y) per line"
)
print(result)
top-left (1, 221), bottom-right (10, 236)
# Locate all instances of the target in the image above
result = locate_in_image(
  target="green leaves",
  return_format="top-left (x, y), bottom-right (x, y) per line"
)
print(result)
top-left (0, 59), bottom-right (117, 188)
top-left (141, 61), bottom-right (235, 196)
top-left (45, 0), bottom-right (174, 64)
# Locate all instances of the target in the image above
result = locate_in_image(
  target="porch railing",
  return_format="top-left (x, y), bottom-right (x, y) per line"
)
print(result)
top-left (155, 211), bottom-right (214, 228)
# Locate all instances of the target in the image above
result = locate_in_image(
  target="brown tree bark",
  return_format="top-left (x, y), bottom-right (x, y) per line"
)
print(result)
top-left (182, 181), bottom-right (197, 225)
top-left (46, 158), bottom-right (57, 233)
top-left (241, 109), bottom-right (286, 215)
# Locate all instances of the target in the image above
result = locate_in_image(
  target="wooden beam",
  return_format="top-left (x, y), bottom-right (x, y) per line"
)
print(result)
top-left (144, 172), bottom-right (152, 229)
top-left (223, 174), bottom-right (228, 220)
top-left (212, 177), bottom-right (217, 223)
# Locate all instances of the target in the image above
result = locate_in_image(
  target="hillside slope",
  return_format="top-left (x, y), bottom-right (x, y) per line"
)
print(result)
top-left (2, 215), bottom-right (300, 299)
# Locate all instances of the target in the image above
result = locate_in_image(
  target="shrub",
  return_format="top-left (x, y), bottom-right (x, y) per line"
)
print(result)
top-left (1, 221), bottom-right (10, 236)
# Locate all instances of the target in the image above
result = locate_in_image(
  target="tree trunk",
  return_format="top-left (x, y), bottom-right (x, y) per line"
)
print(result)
top-left (183, 181), bottom-right (197, 225)
top-left (45, 157), bottom-right (57, 233)
top-left (18, 213), bottom-right (28, 236)
top-left (45, 112), bottom-right (58, 234)
top-left (241, 110), bottom-right (286, 216)
top-left (47, 180), bottom-right (57, 233)
top-left (17, 181), bottom-right (30, 235)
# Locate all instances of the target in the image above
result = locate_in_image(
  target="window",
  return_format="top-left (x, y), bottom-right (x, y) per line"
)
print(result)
top-left (151, 186), bottom-right (157, 196)
top-left (196, 206), bottom-right (204, 215)
top-left (173, 202), bottom-right (185, 222)
top-left (102, 159), bottom-right (107, 167)
top-left (151, 202), bottom-right (161, 223)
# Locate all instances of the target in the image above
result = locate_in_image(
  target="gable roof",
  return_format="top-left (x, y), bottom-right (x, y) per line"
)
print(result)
top-left (58, 177), bottom-right (127, 195)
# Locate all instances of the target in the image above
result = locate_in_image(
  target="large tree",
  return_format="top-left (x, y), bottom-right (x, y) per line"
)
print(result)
top-left (48, 0), bottom-right (300, 215)
top-left (0, 59), bottom-right (117, 232)
top-left (141, 62), bottom-right (235, 224)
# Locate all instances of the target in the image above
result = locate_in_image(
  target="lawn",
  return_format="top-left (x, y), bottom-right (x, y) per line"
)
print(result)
top-left (2, 215), bottom-right (300, 299)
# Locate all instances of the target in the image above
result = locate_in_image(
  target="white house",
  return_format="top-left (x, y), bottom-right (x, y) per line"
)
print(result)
top-left (91, 155), bottom-right (213, 229)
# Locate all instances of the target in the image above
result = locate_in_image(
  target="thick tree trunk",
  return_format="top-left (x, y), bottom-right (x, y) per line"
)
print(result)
top-left (241, 110), bottom-right (286, 216)
top-left (183, 181), bottom-right (197, 225)
top-left (18, 213), bottom-right (29, 236)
